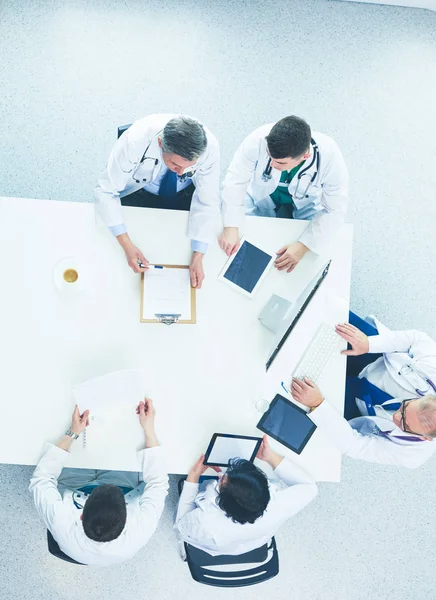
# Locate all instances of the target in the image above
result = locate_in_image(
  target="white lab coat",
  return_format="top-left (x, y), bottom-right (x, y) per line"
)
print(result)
top-left (174, 459), bottom-right (317, 556)
top-left (362, 317), bottom-right (436, 399)
top-left (309, 321), bottom-right (436, 468)
top-left (95, 114), bottom-right (221, 244)
top-left (221, 124), bottom-right (349, 255)
top-left (29, 443), bottom-right (168, 566)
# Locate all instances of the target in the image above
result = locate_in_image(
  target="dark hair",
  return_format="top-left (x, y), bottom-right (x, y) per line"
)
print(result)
top-left (217, 459), bottom-right (270, 525)
top-left (266, 116), bottom-right (311, 159)
top-left (82, 484), bottom-right (127, 542)
top-left (161, 116), bottom-right (207, 161)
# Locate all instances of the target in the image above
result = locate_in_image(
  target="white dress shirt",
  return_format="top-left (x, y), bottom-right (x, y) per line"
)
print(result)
top-left (174, 459), bottom-right (317, 556)
top-left (308, 322), bottom-right (436, 468)
top-left (29, 443), bottom-right (168, 566)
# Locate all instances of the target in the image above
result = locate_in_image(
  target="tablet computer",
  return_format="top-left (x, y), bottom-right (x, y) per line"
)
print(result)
top-left (204, 433), bottom-right (262, 467)
top-left (218, 237), bottom-right (274, 297)
top-left (256, 394), bottom-right (317, 455)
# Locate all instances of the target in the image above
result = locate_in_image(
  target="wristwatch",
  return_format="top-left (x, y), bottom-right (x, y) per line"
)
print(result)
top-left (65, 427), bottom-right (80, 440)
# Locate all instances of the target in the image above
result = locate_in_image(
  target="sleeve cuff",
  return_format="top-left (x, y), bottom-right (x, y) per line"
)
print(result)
top-left (191, 240), bottom-right (208, 253)
top-left (109, 223), bottom-right (127, 236)
top-left (367, 335), bottom-right (386, 354)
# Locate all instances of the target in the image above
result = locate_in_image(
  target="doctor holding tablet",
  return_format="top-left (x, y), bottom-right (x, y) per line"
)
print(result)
top-left (174, 436), bottom-right (317, 556)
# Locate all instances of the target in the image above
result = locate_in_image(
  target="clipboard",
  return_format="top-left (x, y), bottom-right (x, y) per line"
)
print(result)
top-left (140, 264), bottom-right (196, 325)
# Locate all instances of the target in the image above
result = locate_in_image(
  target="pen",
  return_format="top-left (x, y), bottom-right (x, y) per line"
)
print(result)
top-left (137, 261), bottom-right (163, 269)
top-left (281, 381), bottom-right (290, 394)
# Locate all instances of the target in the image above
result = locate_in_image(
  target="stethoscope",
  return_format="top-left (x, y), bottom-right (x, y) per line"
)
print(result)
top-left (398, 360), bottom-right (436, 396)
top-left (261, 138), bottom-right (320, 201)
top-left (132, 132), bottom-right (196, 184)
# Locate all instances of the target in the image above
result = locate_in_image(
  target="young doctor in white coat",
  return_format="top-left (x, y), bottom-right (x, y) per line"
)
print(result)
top-left (291, 312), bottom-right (436, 469)
top-left (95, 114), bottom-right (220, 289)
top-left (29, 399), bottom-right (168, 566)
top-left (174, 436), bottom-right (317, 556)
top-left (219, 116), bottom-right (349, 272)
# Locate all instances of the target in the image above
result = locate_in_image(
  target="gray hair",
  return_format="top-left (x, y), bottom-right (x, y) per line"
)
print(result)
top-left (417, 394), bottom-right (436, 438)
top-left (161, 116), bottom-right (207, 161)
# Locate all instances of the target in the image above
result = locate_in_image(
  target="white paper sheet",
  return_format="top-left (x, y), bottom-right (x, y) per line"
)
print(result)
top-left (73, 369), bottom-right (144, 426)
top-left (142, 268), bottom-right (191, 320)
top-left (207, 436), bottom-right (259, 464)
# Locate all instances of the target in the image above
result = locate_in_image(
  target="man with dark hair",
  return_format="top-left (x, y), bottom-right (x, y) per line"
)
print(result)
top-left (220, 116), bottom-right (348, 272)
top-left (174, 436), bottom-right (317, 556)
top-left (29, 398), bottom-right (168, 565)
top-left (95, 114), bottom-right (221, 288)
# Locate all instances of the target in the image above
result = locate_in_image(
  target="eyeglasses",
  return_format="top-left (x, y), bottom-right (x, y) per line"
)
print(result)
top-left (399, 400), bottom-right (425, 437)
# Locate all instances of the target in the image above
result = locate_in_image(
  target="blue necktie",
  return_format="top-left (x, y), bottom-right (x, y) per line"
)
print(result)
top-left (158, 169), bottom-right (178, 201)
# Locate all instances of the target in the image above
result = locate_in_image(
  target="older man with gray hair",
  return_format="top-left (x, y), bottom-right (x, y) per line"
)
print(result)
top-left (95, 114), bottom-right (220, 288)
top-left (290, 312), bottom-right (436, 469)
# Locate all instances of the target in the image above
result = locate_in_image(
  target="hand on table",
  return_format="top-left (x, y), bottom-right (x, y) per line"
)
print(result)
top-left (187, 454), bottom-right (221, 484)
top-left (291, 377), bottom-right (324, 409)
top-left (71, 405), bottom-right (90, 435)
top-left (335, 323), bottom-right (369, 356)
top-left (274, 241), bottom-right (309, 273)
top-left (218, 227), bottom-right (240, 256)
top-left (190, 252), bottom-right (205, 289)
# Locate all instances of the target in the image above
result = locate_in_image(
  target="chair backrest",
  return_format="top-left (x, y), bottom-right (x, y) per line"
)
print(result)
top-left (184, 537), bottom-right (279, 588)
top-left (178, 475), bottom-right (279, 587)
top-left (117, 124), bottom-right (132, 139)
top-left (47, 530), bottom-right (84, 565)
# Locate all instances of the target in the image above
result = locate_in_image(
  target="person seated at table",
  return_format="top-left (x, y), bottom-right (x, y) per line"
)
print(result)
top-left (174, 436), bottom-right (317, 556)
top-left (290, 312), bottom-right (436, 469)
top-left (219, 115), bottom-right (348, 270)
top-left (29, 398), bottom-right (168, 566)
top-left (95, 113), bottom-right (221, 289)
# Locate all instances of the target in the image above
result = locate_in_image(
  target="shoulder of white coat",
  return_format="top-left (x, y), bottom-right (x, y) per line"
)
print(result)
top-left (247, 122), bottom-right (275, 142)
top-left (312, 131), bottom-right (342, 153)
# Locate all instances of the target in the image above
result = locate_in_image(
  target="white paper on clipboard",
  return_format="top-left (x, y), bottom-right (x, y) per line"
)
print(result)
top-left (142, 268), bottom-right (192, 320)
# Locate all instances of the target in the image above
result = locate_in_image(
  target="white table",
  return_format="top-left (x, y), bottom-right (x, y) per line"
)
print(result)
top-left (0, 197), bottom-right (352, 481)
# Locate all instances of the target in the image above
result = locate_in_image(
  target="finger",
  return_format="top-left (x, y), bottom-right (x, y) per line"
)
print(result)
top-left (291, 378), bottom-right (304, 390)
top-left (231, 242), bottom-right (240, 255)
top-left (73, 405), bottom-right (80, 418)
top-left (338, 323), bottom-right (358, 334)
top-left (286, 263), bottom-right (297, 273)
top-left (190, 271), bottom-right (197, 288)
top-left (276, 246), bottom-right (286, 256)
top-left (275, 261), bottom-right (291, 271)
top-left (81, 409), bottom-right (90, 420)
top-left (341, 350), bottom-right (357, 356)
top-left (131, 262), bottom-right (141, 273)
top-left (211, 466), bottom-right (222, 473)
top-left (303, 377), bottom-right (315, 387)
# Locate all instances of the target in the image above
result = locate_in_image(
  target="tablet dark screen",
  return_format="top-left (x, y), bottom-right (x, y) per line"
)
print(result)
top-left (257, 394), bottom-right (316, 454)
top-left (223, 241), bottom-right (272, 293)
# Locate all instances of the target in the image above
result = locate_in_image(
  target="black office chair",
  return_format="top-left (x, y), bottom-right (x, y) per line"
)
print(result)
top-left (47, 530), bottom-right (84, 565)
top-left (178, 477), bottom-right (279, 587)
top-left (117, 124), bottom-right (132, 139)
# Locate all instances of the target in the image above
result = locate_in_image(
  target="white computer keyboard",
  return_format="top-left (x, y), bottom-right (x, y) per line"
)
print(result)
top-left (291, 323), bottom-right (345, 385)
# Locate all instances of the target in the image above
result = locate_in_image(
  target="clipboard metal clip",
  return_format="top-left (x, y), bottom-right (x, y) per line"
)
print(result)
top-left (155, 313), bottom-right (181, 326)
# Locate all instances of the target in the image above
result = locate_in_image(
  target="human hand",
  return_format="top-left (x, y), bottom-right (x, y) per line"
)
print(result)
top-left (291, 377), bottom-right (324, 408)
top-left (122, 241), bottom-right (149, 273)
top-left (190, 252), bottom-right (205, 289)
top-left (187, 454), bottom-right (221, 483)
top-left (256, 435), bottom-right (283, 469)
top-left (218, 227), bottom-right (240, 256)
top-left (71, 405), bottom-right (90, 435)
top-left (335, 323), bottom-right (369, 356)
top-left (136, 398), bottom-right (156, 430)
top-left (274, 241), bottom-right (309, 273)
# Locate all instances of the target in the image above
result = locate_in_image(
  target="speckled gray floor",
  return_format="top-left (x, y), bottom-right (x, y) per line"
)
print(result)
top-left (1, 1), bottom-right (436, 599)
